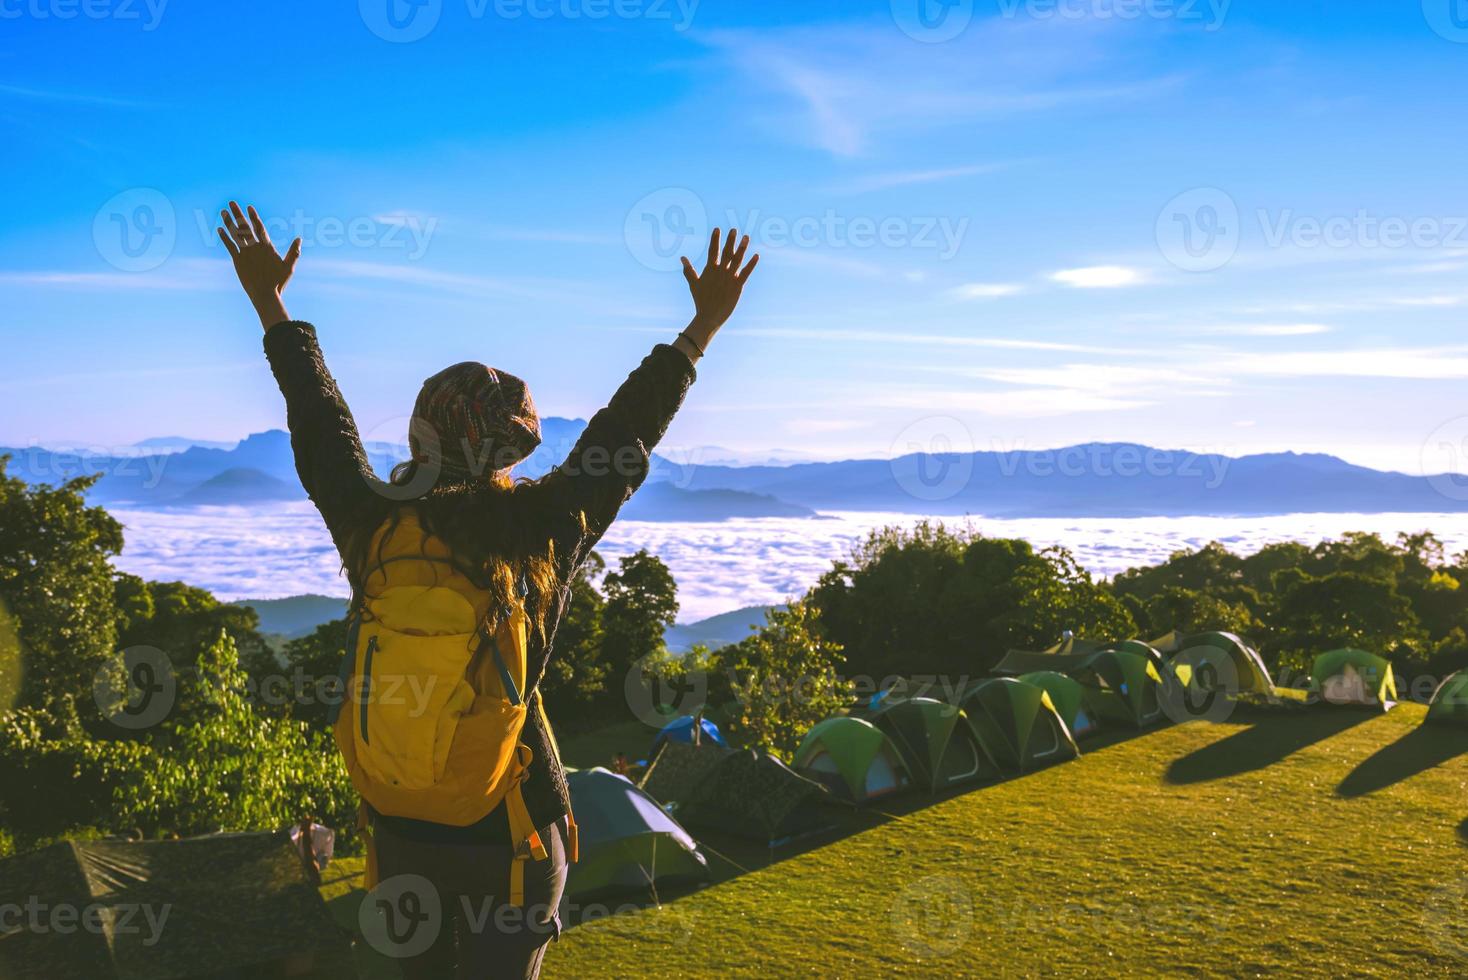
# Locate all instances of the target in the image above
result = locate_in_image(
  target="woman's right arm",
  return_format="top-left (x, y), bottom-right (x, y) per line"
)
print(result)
top-left (220, 201), bottom-right (384, 552)
top-left (550, 228), bottom-right (760, 552)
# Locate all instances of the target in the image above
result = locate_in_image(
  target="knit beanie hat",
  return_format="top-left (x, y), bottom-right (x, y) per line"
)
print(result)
top-left (409, 361), bottom-right (541, 484)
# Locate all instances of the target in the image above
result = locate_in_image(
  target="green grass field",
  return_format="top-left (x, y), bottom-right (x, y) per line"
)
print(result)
top-left (321, 699), bottom-right (1468, 977)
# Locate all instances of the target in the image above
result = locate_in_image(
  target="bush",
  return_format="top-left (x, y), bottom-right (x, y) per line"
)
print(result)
top-left (0, 633), bottom-right (357, 853)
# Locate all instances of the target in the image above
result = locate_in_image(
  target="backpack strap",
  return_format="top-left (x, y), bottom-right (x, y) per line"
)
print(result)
top-left (532, 690), bottom-right (578, 864)
top-left (503, 745), bottom-right (547, 906)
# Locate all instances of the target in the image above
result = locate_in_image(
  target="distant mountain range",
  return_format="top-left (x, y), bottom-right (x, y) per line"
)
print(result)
top-left (7, 425), bottom-right (1468, 518)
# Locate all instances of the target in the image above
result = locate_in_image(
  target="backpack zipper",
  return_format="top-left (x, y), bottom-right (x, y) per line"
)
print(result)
top-left (360, 634), bottom-right (378, 744)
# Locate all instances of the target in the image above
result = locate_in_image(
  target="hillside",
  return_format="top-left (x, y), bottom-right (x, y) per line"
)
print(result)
top-left (619, 483), bottom-right (816, 522)
top-left (233, 594), bottom-right (349, 639)
top-left (323, 701), bottom-right (1468, 977)
top-left (171, 467), bottom-right (306, 506)
top-left (664, 604), bottom-right (781, 652)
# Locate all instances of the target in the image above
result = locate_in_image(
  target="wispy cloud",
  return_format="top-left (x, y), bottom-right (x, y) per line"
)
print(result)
top-left (739, 326), bottom-right (1145, 356)
top-left (826, 162), bottom-right (1009, 195)
top-left (1050, 265), bottom-right (1149, 289)
top-left (950, 282), bottom-right (1026, 300)
top-left (0, 82), bottom-right (151, 109)
top-left (700, 20), bottom-right (1181, 156)
top-left (1194, 323), bottom-right (1332, 337)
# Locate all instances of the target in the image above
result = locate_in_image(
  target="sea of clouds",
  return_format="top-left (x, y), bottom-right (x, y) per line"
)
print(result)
top-left (108, 504), bottom-right (1468, 624)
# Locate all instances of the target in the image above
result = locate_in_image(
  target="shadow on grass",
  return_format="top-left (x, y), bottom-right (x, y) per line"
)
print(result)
top-left (1335, 725), bottom-right (1468, 798)
top-left (1457, 817), bottom-right (1468, 846)
top-left (1165, 709), bottom-right (1372, 785)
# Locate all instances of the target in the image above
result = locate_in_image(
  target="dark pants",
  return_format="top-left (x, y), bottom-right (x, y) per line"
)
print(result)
top-left (372, 816), bottom-right (569, 980)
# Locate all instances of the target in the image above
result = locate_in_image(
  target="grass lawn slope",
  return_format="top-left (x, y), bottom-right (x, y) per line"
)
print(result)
top-left (323, 701), bottom-right (1468, 978)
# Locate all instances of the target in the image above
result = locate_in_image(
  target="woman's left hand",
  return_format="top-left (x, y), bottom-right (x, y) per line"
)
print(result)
top-left (217, 200), bottom-right (302, 330)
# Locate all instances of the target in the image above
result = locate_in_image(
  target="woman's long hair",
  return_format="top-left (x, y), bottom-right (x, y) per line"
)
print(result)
top-left (344, 460), bottom-right (567, 642)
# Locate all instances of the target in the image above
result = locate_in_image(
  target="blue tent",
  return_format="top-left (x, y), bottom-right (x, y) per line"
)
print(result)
top-left (650, 715), bottom-right (726, 756)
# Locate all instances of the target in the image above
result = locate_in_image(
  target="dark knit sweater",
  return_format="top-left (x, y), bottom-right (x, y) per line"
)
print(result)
top-left (263, 321), bottom-right (696, 842)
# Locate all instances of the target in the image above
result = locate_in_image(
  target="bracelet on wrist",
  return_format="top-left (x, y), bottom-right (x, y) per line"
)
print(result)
top-left (679, 331), bottom-right (707, 357)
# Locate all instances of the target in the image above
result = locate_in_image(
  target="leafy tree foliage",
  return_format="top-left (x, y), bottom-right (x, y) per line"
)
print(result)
top-left (273, 618), bottom-right (350, 730)
top-left (116, 578), bottom-right (272, 697)
top-left (541, 551), bottom-right (612, 715)
top-left (0, 458), bottom-right (122, 713)
top-left (810, 522), bottom-right (1135, 681)
top-left (0, 634), bottom-right (354, 850)
top-left (718, 602), bottom-right (850, 760)
top-left (600, 549), bottom-right (678, 674)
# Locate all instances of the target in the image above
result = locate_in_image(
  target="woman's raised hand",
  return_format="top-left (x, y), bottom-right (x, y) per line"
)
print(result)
top-left (217, 200), bottom-right (302, 331)
top-left (681, 228), bottom-right (759, 350)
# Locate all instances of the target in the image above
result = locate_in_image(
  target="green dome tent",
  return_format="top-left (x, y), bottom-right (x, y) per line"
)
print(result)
top-left (1168, 631), bottom-right (1274, 696)
top-left (793, 717), bottom-right (913, 803)
top-left (638, 741), bottom-right (835, 845)
top-left (1016, 671), bottom-right (1102, 738)
top-left (866, 696), bottom-right (1002, 792)
top-left (995, 641), bottom-right (1168, 730)
top-left (1082, 650), bottom-right (1166, 728)
top-left (1114, 639), bottom-right (1181, 692)
top-left (564, 767), bottom-right (710, 900)
top-left (1309, 649), bottom-right (1398, 710)
top-left (1426, 671), bottom-right (1468, 727)
top-left (958, 678), bottom-right (1079, 772)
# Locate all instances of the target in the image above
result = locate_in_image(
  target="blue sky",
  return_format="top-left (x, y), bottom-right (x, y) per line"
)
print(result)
top-left (3, 0), bottom-right (1468, 473)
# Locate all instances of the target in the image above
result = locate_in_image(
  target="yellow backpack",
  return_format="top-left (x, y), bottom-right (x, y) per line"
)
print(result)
top-left (332, 511), bottom-right (576, 904)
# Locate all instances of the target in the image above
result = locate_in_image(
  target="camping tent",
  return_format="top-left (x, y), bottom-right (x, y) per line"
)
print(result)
top-left (1426, 671), bottom-right (1468, 727)
top-left (958, 678), bottom-right (1079, 772)
top-left (1070, 649), bottom-right (1167, 729)
top-left (639, 741), bottom-right (834, 844)
top-left (649, 714), bottom-right (727, 757)
top-left (866, 696), bottom-right (1002, 791)
top-left (1016, 671), bottom-right (1102, 738)
top-left (0, 832), bottom-right (352, 979)
top-left (564, 767), bottom-right (710, 900)
top-left (995, 646), bottom-right (1165, 730)
top-left (793, 717), bottom-right (913, 803)
top-left (1113, 639), bottom-right (1181, 693)
top-left (1167, 631), bottom-right (1274, 696)
top-left (1310, 649), bottom-right (1398, 710)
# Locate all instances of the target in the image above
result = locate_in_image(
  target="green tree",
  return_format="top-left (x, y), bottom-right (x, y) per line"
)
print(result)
top-left (0, 459), bottom-right (122, 713)
top-left (721, 601), bottom-right (850, 760)
top-left (274, 618), bottom-right (350, 729)
top-left (600, 550), bottom-right (678, 674)
top-left (994, 548), bottom-right (1137, 653)
top-left (541, 551), bottom-right (612, 715)
top-left (811, 523), bottom-right (1135, 681)
top-left (116, 580), bottom-right (272, 689)
top-left (1272, 571), bottom-right (1426, 674)
top-left (1144, 586), bottom-right (1258, 638)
